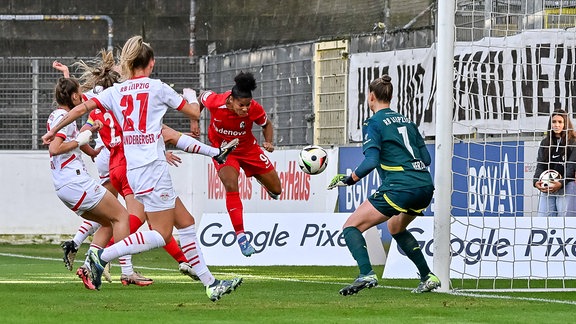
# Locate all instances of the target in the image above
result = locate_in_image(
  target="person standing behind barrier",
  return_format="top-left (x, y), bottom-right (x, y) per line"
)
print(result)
top-left (198, 71), bottom-right (282, 257)
top-left (565, 148), bottom-right (576, 216)
top-left (533, 109), bottom-right (576, 217)
top-left (42, 36), bottom-right (242, 301)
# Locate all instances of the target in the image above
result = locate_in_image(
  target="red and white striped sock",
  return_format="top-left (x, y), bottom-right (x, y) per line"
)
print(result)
top-left (119, 255), bottom-right (133, 276)
top-left (178, 224), bottom-right (214, 286)
top-left (73, 220), bottom-right (100, 249)
top-left (176, 134), bottom-right (219, 157)
top-left (100, 230), bottom-right (165, 263)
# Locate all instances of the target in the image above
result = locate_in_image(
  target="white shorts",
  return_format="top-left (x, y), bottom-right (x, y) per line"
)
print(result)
top-left (56, 175), bottom-right (106, 216)
top-left (94, 147), bottom-right (111, 184)
top-left (127, 160), bottom-right (176, 212)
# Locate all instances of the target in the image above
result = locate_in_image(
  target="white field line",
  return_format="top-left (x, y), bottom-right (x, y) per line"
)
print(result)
top-left (1, 252), bottom-right (575, 305)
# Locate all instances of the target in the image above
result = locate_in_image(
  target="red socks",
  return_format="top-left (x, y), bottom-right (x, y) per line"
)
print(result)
top-left (226, 191), bottom-right (244, 234)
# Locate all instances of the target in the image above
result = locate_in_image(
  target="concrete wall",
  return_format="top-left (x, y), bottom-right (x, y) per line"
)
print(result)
top-left (0, 148), bottom-right (339, 235)
top-left (0, 0), bottom-right (433, 57)
top-left (0, 0), bottom-right (191, 56)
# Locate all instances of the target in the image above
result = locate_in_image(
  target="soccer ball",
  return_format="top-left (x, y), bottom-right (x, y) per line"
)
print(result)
top-left (298, 145), bottom-right (328, 175)
top-left (539, 169), bottom-right (561, 188)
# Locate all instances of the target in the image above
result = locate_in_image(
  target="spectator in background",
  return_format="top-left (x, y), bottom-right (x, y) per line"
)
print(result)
top-left (533, 109), bottom-right (576, 217)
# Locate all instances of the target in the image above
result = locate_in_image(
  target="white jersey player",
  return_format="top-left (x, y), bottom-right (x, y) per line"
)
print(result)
top-left (42, 36), bottom-right (242, 300)
top-left (46, 77), bottom-right (133, 290)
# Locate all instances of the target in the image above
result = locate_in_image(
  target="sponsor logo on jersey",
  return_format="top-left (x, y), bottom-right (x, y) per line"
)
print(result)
top-left (212, 124), bottom-right (247, 137)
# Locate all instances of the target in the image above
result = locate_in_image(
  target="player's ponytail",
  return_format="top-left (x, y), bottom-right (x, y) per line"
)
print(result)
top-left (231, 71), bottom-right (257, 99)
top-left (74, 49), bottom-right (120, 93)
top-left (120, 36), bottom-right (154, 79)
top-left (54, 77), bottom-right (80, 109)
top-left (369, 74), bottom-right (393, 103)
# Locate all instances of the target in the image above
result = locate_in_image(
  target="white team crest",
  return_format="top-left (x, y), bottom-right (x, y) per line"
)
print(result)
top-left (240, 121), bottom-right (245, 129)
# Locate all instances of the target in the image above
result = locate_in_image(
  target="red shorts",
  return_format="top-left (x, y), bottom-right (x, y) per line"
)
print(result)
top-left (213, 144), bottom-right (275, 177)
top-left (110, 162), bottom-right (133, 197)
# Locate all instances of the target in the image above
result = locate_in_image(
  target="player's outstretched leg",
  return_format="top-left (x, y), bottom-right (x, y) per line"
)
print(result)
top-left (205, 277), bottom-right (243, 302)
top-left (411, 272), bottom-right (441, 293)
top-left (339, 271), bottom-right (378, 296)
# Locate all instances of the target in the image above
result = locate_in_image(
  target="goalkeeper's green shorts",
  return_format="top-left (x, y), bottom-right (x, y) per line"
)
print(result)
top-left (368, 184), bottom-right (434, 217)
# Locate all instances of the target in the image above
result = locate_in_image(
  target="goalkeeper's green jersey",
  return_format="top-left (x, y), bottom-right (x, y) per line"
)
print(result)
top-left (362, 108), bottom-right (433, 190)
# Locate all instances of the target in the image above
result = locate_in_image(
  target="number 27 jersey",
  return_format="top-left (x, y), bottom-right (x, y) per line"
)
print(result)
top-left (92, 76), bottom-right (186, 169)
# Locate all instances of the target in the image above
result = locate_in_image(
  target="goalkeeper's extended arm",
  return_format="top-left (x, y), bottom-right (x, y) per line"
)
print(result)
top-left (327, 147), bottom-right (379, 190)
top-left (327, 174), bottom-right (357, 190)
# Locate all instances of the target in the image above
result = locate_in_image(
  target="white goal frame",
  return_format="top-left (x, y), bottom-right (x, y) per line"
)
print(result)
top-left (434, 0), bottom-right (576, 292)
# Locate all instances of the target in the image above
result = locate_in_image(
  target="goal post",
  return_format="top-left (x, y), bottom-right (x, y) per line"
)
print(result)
top-left (434, 0), bottom-right (456, 293)
top-left (435, 0), bottom-right (576, 291)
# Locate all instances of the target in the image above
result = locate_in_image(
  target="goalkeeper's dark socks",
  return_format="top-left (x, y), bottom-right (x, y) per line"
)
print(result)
top-left (342, 226), bottom-right (373, 275)
top-left (392, 230), bottom-right (430, 278)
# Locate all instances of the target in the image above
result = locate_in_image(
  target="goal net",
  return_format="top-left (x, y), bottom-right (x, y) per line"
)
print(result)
top-left (447, 0), bottom-right (576, 290)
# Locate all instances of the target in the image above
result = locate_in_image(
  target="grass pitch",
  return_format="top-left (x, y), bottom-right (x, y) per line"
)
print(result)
top-left (0, 244), bottom-right (575, 323)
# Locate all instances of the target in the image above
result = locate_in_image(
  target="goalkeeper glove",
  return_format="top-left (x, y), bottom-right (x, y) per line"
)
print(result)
top-left (327, 174), bottom-right (356, 190)
top-left (75, 129), bottom-right (93, 146)
top-left (182, 88), bottom-right (199, 104)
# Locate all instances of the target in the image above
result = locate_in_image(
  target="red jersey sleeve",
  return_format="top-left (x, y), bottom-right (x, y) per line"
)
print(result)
top-left (200, 90), bottom-right (217, 111)
top-left (250, 100), bottom-right (267, 126)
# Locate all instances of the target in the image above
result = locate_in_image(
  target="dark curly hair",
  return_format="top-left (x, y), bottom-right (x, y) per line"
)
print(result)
top-left (231, 71), bottom-right (257, 99)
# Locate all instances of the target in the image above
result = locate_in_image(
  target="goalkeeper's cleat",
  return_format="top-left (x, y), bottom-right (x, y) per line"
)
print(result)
top-left (179, 262), bottom-right (200, 281)
top-left (61, 240), bottom-right (78, 271)
top-left (339, 271), bottom-right (378, 296)
top-left (327, 174), bottom-right (349, 190)
top-left (87, 248), bottom-right (107, 290)
top-left (76, 265), bottom-right (96, 290)
top-left (238, 235), bottom-right (256, 257)
top-left (206, 277), bottom-right (243, 302)
top-left (412, 273), bottom-right (441, 293)
top-left (102, 262), bottom-right (112, 283)
top-left (214, 138), bottom-right (239, 164)
top-left (120, 272), bottom-right (154, 287)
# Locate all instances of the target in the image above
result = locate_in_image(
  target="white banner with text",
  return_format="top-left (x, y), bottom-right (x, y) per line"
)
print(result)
top-left (197, 212), bottom-right (386, 266)
top-left (383, 217), bottom-right (576, 279)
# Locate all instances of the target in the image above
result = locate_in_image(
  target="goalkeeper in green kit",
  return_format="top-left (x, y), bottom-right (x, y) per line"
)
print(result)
top-left (327, 75), bottom-right (440, 295)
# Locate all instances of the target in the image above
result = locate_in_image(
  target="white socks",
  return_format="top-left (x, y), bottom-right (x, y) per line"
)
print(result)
top-left (73, 220), bottom-right (101, 249)
top-left (178, 224), bottom-right (214, 286)
top-left (176, 134), bottom-right (219, 157)
top-left (119, 255), bottom-right (133, 276)
top-left (100, 230), bottom-right (166, 263)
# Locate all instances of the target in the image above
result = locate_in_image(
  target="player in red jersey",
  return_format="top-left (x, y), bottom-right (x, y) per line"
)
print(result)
top-left (199, 71), bottom-right (282, 257)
